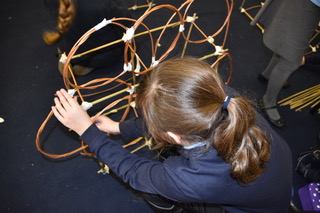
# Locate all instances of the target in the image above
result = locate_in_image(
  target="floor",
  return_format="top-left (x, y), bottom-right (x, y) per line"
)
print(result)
top-left (1, 0), bottom-right (319, 212)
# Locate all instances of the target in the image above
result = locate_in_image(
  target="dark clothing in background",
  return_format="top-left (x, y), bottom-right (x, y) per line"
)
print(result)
top-left (44, 0), bottom-right (131, 68)
top-left (263, 0), bottom-right (320, 64)
top-left (258, 0), bottom-right (320, 120)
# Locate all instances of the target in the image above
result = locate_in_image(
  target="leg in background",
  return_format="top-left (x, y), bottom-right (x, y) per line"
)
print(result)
top-left (261, 56), bottom-right (300, 126)
top-left (261, 53), bottom-right (280, 80)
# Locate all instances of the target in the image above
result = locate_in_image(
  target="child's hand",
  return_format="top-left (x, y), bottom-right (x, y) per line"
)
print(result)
top-left (51, 89), bottom-right (93, 136)
top-left (94, 115), bottom-right (120, 135)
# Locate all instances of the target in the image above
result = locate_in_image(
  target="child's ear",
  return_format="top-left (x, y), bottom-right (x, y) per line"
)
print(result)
top-left (167, 131), bottom-right (182, 145)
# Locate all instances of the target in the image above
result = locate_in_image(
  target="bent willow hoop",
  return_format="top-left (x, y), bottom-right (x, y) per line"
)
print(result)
top-left (36, 0), bottom-right (234, 162)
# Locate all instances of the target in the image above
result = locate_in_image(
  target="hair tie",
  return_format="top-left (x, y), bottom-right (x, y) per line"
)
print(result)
top-left (222, 96), bottom-right (231, 110)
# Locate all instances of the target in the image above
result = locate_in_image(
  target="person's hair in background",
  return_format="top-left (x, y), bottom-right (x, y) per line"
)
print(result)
top-left (42, 0), bottom-right (131, 76)
top-left (43, 0), bottom-right (76, 45)
top-left (137, 57), bottom-right (271, 184)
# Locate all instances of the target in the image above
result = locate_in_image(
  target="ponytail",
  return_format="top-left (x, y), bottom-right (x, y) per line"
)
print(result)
top-left (214, 97), bottom-right (271, 183)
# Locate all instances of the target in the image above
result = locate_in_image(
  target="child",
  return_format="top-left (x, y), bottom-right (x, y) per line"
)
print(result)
top-left (52, 57), bottom-right (292, 213)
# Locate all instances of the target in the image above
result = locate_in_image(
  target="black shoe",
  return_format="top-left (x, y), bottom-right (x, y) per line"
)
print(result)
top-left (303, 52), bottom-right (320, 65)
top-left (258, 98), bottom-right (286, 128)
top-left (258, 73), bottom-right (290, 88)
top-left (258, 73), bottom-right (268, 83)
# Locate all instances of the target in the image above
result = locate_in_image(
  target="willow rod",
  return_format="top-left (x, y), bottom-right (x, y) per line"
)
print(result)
top-left (123, 137), bottom-right (144, 148)
top-left (310, 29), bottom-right (320, 43)
top-left (130, 143), bottom-right (148, 153)
top-left (240, 8), bottom-right (264, 32)
top-left (199, 49), bottom-right (229, 61)
top-left (91, 83), bottom-right (139, 105)
top-left (181, 13), bottom-right (197, 57)
top-left (293, 95), bottom-right (320, 111)
top-left (128, 3), bottom-right (156, 10)
top-left (130, 138), bottom-right (153, 153)
top-left (278, 85), bottom-right (320, 104)
top-left (103, 101), bottom-right (136, 116)
top-left (278, 84), bottom-right (320, 111)
top-left (72, 19), bottom-right (197, 60)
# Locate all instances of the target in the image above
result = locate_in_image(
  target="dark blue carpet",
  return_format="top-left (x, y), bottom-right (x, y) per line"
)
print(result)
top-left (1, 0), bottom-right (319, 212)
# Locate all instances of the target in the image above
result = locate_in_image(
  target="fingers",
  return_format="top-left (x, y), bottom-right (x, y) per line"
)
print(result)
top-left (94, 115), bottom-right (105, 122)
top-left (55, 89), bottom-right (73, 109)
top-left (52, 89), bottom-right (71, 117)
top-left (51, 105), bottom-right (65, 124)
top-left (53, 96), bottom-right (65, 117)
top-left (51, 88), bottom-right (93, 135)
top-left (60, 89), bottom-right (79, 108)
top-left (52, 88), bottom-right (78, 119)
top-left (93, 115), bottom-right (120, 134)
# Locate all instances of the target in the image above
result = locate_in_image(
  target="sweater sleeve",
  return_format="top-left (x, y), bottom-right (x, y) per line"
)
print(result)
top-left (80, 124), bottom-right (203, 202)
top-left (119, 117), bottom-right (147, 140)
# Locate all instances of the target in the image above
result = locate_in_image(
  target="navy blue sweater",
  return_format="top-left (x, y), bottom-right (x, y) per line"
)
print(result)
top-left (80, 111), bottom-right (292, 213)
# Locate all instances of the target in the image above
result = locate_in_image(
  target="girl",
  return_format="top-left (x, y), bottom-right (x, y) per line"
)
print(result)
top-left (52, 57), bottom-right (292, 213)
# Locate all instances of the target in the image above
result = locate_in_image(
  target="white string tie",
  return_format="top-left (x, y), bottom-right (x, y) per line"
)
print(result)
top-left (151, 56), bottom-right (159, 68)
top-left (94, 18), bottom-right (112, 31)
top-left (134, 58), bottom-right (141, 75)
top-left (127, 85), bottom-right (135, 95)
top-left (59, 53), bottom-right (67, 64)
top-left (130, 101), bottom-right (136, 108)
top-left (123, 63), bottom-right (132, 72)
top-left (81, 101), bottom-right (93, 111)
top-left (214, 46), bottom-right (224, 55)
top-left (207, 36), bottom-right (214, 44)
top-left (186, 16), bottom-right (196, 22)
top-left (122, 27), bottom-right (135, 42)
top-left (179, 24), bottom-right (185, 32)
top-left (68, 89), bottom-right (76, 97)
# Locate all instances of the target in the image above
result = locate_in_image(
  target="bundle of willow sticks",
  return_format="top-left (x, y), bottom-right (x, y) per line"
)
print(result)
top-left (278, 84), bottom-right (320, 112)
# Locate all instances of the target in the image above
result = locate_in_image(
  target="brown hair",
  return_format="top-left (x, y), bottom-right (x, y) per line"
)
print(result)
top-left (43, 0), bottom-right (76, 45)
top-left (136, 57), bottom-right (271, 183)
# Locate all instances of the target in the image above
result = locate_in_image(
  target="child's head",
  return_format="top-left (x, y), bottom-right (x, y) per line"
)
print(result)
top-left (137, 57), bottom-right (270, 183)
top-left (137, 57), bottom-right (226, 147)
